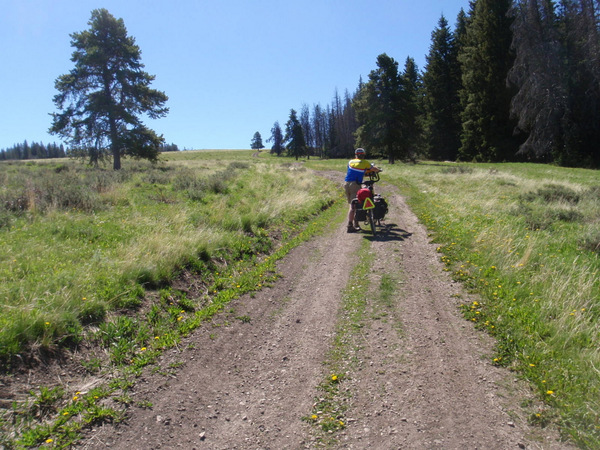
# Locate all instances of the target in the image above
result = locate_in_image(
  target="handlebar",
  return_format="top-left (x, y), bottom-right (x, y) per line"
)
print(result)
top-left (365, 171), bottom-right (381, 182)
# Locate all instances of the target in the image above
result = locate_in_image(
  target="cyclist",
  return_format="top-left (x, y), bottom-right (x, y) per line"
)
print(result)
top-left (344, 148), bottom-right (380, 233)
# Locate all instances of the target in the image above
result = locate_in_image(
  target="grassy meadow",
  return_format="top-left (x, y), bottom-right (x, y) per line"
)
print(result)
top-left (1, 151), bottom-right (599, 447)
top-left (0, 151), bottom-right (339, 364)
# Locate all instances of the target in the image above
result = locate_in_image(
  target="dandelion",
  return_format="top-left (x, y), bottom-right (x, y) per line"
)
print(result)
top-left (46, 438), bottom-right (53, 443)
top-left (311, 414), bottom-right (318, 420)
top-left (546, 390), bottom-right (554, 395)
top-left (141, 347), bottom-right (147, 352)
top-left (73, 395), bottom-right (79, 401)
top-left (331, 375), bottom-right (338, 381)
top-left (529, 364), bottom-right (535, 367)
top-left (177, 316), bottom-right (183, 321)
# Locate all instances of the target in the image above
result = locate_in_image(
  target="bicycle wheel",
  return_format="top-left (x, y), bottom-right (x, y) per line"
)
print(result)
top-left (368, 209), bottom-right (376, 236)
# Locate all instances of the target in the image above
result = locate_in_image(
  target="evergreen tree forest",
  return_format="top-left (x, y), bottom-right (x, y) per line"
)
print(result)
top-left (0, 141), bottom-right (67, 161)
top-left (0, 141), bottom-right (179, 162)
top-left (269, 0), bottom-right (600, 168)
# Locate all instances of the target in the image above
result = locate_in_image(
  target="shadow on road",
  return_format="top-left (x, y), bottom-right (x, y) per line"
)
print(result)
top-left (362, 222), bottom-right (412, 242)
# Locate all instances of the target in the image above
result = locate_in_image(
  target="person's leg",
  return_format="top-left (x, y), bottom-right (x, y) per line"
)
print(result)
top-left (348, 205), bottom-right (355, 224)
top-left (344, 182), bottom-right (360, 232)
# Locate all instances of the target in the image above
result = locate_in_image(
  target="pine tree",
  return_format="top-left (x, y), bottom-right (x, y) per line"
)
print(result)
top-left (509, 0), bottom-right (566, 162)
top-left (401, 57), bottom-right (425, 161)
top-left (268, 121), bottom-right (285, 156)
top-left (555, 0), bottom-right (600, 166)
top-left (50, 9), bottom-right (168, 170)
top-left (299, 104), bottom-right (313, 158)
top-left (458, 0), bottom-right (518, 162)
top-left (423, 15), bottom-right (463, 161)
top-left (250, 131), bottom-right (264, 151)
top-left (354, 53), bottom-right (404, 163)
top-left (312, 103), bottom-right (327, 158)
top-left (284, 109), bottom-right (306, 160)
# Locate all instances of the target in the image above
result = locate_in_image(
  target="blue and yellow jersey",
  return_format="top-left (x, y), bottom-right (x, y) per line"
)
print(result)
top-left (345, 158), bottom-right (373, 183)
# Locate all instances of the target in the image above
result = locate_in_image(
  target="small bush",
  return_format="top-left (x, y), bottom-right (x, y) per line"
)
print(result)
top-left (522, 184), bottom-right (580, 204)
top-left (205, 176), bottom-right (229, 194)
top-left (0, 208), bottom-right (13, 228)
top-left (515, 203), bottom-right (583, 230)
top-left (142, 170), bottom-right (173, 185)
top-left (78, 300), bottom-right (107, 325)
top-left (580, 226), bottom-right (600, 253)
top-left (441, 165), bottom-right (473, 174)
top-left (228, 161), bottom-right (250, 170)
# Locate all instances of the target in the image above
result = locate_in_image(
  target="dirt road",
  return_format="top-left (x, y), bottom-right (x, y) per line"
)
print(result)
top-left (81, 180), bottom-right (567, 449)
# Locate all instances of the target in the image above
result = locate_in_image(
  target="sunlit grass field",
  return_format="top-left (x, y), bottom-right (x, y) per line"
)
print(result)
top-left (305, 157), bottom-right (600, 447)
top-left (0, 151), bottom-right (338, 364)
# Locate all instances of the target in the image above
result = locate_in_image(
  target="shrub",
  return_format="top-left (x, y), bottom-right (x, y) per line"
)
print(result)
top-left (521, 183), bottom-right (580, 204)
top-left (441, 165), bottom-right (473, 174)
top-left (228, 161), bottom-right (250, 170)
top-left (580, 226), bottom-right (600, 253)
top-left (515, 203), bottom-right (583, 230)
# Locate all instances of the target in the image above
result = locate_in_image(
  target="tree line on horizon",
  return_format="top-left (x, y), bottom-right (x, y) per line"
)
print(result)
top-left (0, 141), bottom-right (67, 161)
top-left (0, 141), bottom-right (180, 162)
top-left (267, 0), bottom-right (600, 168)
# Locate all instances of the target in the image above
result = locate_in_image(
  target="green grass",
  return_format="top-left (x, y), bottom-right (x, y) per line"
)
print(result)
top-left (382, 161), bottom-right (599, 447)
top-left (0, 153), bottom-right (337, 364)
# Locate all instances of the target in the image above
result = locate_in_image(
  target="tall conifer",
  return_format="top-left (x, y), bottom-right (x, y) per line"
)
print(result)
top-left (423, 15), bottom-right (462, 160)
top-left (50, 9), bottom-right (168, 170)
top-left (458, 0), bottom-right (518, 162)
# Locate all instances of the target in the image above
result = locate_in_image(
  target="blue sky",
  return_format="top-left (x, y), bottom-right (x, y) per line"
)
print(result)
top-left (1, 0), bottom-right (469, 151)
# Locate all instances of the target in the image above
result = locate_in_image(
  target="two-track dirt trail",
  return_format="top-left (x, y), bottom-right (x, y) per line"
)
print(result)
top-left (81, 178), bottom-right (567, 449)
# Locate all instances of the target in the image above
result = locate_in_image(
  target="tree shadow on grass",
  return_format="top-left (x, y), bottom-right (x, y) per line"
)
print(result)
top-left (361, 222), bottom-right (412, 242)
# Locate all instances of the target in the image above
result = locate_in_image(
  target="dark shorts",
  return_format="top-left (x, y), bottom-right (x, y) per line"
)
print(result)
top-left (344, 181), bottom-right (361, 204)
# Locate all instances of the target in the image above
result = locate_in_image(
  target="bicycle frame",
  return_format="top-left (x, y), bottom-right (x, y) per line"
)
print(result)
top-left (352, 171), bottom-right (381, 236)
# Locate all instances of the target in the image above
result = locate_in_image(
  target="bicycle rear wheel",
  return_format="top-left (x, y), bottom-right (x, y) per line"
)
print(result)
top-left (368, 210), bottom-right (376, 236)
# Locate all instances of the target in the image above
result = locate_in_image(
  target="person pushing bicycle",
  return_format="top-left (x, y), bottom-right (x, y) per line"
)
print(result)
top-left (344, 148), bottom-right (380, 233)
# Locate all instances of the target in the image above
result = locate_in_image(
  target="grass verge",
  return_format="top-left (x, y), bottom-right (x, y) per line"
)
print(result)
top-left (382, 162), bottom-right (600, 447)
top-left (304, 238), bottom-right (373, 446)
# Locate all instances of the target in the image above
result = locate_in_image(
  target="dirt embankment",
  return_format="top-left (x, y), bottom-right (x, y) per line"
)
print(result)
top-left (78, 177), bottom-right (568, 449)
